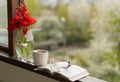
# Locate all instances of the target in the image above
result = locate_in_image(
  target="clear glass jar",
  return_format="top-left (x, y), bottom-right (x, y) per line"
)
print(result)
top-left (16, 30), bottom-right (34, 63)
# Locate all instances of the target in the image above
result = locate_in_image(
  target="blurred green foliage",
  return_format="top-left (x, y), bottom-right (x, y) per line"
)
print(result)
top-left (68, 4), bottom-right (92, 44)
top-left (34, 16), bottom-right (64, 42)
top-left (25, 0), bottom-right (120, 82)
top-left (56, 3), bottom-right (69, 21)
top-left (25, 0), bottom-right (45, 17)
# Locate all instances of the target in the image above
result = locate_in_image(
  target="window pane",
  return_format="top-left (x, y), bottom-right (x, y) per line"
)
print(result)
top-left (0, 0), bottom-right (8, 46)
top-left (25, 0), bottom-right (120, 81)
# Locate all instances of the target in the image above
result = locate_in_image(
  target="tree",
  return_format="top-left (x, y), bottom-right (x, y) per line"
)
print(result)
top-left (25, 0), bottom-right (45, 17)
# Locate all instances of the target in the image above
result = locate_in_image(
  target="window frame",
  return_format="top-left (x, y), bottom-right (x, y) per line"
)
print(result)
top-left (0, 0), bottom-right (23, 58)
top-left (8, 0), bottom-right (18, 58)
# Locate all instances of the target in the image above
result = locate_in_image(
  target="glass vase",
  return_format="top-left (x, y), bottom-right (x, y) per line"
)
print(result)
top-left (25, 31), bottom-right (34, 63)
top-left (16, 30), bottom-right (34, 63)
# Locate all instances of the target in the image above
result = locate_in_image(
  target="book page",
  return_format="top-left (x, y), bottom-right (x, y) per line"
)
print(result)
top-left (58, 65), bottom-right (86, 77)
top-left (34, 62), bottom-right (89, 81)
top-left (70, 69), bottom-right (89, 81)
top-left (48, 62), bottom-right (89, 81)
top-left (35, 64), bottom-right (53, 73)
top-left (35, 62), bottom-right (68, 73)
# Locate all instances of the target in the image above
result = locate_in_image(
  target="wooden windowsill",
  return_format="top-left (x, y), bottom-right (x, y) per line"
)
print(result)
top-left (0, 51), bottom-right (106, 82)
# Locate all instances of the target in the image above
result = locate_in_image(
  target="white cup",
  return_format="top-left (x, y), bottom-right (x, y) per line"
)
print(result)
top-left (33, 49), bottom-right (49, 66)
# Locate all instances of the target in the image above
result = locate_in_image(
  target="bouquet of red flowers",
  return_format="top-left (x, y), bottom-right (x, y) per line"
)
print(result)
top-left (8, 4), bottom-right (36, 35)
top-left (7, 4), bottom-right (36, 60)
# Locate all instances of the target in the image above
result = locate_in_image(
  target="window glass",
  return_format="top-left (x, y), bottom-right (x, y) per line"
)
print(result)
top-left (25, 0), bottom-right (120, 81)
top-left (0, 0), bottom-right (8, 46)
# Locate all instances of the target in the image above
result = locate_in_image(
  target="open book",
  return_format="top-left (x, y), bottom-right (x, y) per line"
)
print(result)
top-left (34, 62), bottom-right (89, 81)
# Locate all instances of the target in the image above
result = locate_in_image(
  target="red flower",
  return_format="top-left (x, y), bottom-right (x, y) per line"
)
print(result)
top-left (23, 27), bottom-right (28, 35)
top-left (22, 16), bottom-right (30, 26)
top-left (23, 5), bottom-right (28, 12)
top-left (24, 12), bottom-right (30, 17)
top-left (30, 18), bottom-right (36, 25)
top-left (8, 4), bottom-right (36, 35)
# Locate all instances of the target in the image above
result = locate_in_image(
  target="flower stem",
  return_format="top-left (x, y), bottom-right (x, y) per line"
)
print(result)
top-left (20, 28), bottom-right (25, 43)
